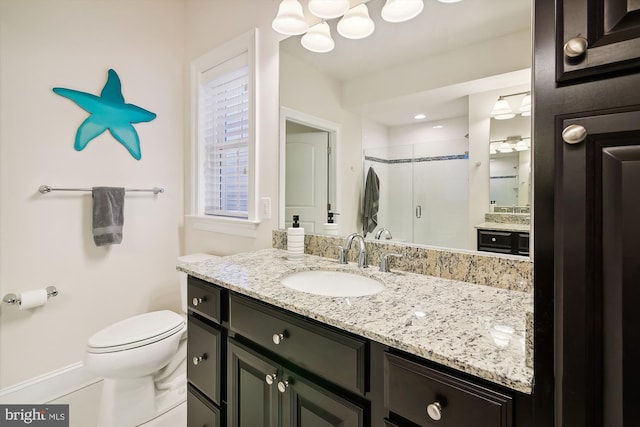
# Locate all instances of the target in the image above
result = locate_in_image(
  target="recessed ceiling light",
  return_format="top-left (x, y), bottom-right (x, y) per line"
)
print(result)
top-left (413, 113), bottom-right (427, 120)
top-left (433, 124), bottom-right (444, 129)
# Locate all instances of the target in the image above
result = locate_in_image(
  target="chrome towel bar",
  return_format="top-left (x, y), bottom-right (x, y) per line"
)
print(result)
top-left (38, 185), bottom-right (164, 194)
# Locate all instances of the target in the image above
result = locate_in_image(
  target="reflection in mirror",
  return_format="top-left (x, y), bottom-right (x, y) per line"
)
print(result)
top-left (279, 0), bottom-right (532, 254)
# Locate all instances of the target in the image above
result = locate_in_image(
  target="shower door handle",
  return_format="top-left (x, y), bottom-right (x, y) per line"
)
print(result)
top-left (416, 205), bottom-right (422, 218)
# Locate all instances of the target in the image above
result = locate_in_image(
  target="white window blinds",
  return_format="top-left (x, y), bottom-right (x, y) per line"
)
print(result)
top-left (199, 54), bottom-right (250, 218)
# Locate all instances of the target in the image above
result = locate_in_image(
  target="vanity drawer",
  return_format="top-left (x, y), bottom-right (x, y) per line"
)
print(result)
top-left (187, 384), bottom-right (221, 427)
top-left (384, 353), bottom-right (512, 427)
top-left (228, 293), bottom-right (367, 395)
top-left (188, 276), bottom-right (222, 324)
top-left (478, 230), bottom-right (513, 252)
top-left (187, 315), bottom-right (222, 404)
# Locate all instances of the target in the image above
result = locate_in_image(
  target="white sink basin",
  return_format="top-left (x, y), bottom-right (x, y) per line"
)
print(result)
top-left (281, 270), bottom-right (384, 297)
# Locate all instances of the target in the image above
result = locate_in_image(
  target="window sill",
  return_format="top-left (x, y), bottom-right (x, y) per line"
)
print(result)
top-left (186, 215), bottom-right (261, 238)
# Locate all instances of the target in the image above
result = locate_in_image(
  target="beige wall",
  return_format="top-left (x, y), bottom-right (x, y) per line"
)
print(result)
top-left (0, 0), bottom-right (185, 387)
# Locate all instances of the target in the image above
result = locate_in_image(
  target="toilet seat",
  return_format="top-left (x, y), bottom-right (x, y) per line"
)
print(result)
top-left (87, 310), bottom-right (185, 354)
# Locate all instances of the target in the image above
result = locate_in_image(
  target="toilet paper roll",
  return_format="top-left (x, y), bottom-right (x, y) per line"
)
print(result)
top-left (18, 289), bottom-right (48, 310)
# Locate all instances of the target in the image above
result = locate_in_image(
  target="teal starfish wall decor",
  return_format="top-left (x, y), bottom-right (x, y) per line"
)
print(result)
top-left (53, 69), bottom-right (156, 160)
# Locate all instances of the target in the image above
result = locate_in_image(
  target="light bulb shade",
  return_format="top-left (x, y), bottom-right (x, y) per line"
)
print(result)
top-left (301, 22), bottom-right (335, 53)
top-left (498, 141), bottom-right (513, 153)
top-left (308, 0), bottom-right (350, 19)
top-left (337, 4), bottom-right (375, 39)
top-left (381, 0), bottom-right (424, 23)
top-left (491, 98), bottom-right (515, 120)
top-left (514, 140), bottom-right (529, 151)
top-left (520, 94), bottom-right (531, 116)
top-left (272, 0), bottom-right (309, 35)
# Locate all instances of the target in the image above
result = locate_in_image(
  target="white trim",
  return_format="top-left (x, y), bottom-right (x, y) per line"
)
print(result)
top-left (278, 107), bottom-right (342, 230)
top-left (186, 215), bottom-right (260, 238)
top-left (0, 362), bottom-right (101, 404)
top-left (190, 29), bottom-right (259, 222)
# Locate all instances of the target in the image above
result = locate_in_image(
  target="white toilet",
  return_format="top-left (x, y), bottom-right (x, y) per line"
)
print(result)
top-left (84, 254), bottom-right (216, 427)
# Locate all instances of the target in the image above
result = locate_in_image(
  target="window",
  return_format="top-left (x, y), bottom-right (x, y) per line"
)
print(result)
top-left (190, 30), bottom-right (259, 236)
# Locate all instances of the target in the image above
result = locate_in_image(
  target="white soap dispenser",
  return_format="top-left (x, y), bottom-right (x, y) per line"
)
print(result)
top-left (287, 215), bottom-right (304, 260)
top-left (323, 212), bottom-right (339, 235)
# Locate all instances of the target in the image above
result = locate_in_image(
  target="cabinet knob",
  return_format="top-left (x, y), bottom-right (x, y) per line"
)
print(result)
top-left (426, 401), bottom-right (443, 421)
top-left (265, 373), bottom-right (278, 385)
top-left (277, 380), bottom-right (289, 393)
top-left (491, 237), bottom-right (497, 242)
top-left (562, 124), bottom-right (587, 145)
top-left (564, 36), bottom-right (588, 58)
top-left (192, 296), bottom-right (206, 307)
top-left (192, 354), bottom-right (207, 366)
top-left (272, 332), bottom-right (286, 345)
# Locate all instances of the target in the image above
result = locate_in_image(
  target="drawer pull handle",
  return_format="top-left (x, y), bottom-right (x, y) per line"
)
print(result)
top-left (427, 402), bottom-right (443, 421)
top-left (277, 380), bottom-right (289, 393)
top-left (192, 297), bottom-right (206, 307)
top-left (491, 237), bottom-right (497, 242)
top-left (192, 354), bottom-right (207, 366)
top-left (265, 373), bottom-right (278, 385)
top-left (272, 332), bottom-right (286, 345)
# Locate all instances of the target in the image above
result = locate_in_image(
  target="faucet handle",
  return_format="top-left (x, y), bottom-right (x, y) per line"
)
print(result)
top-left (336, 245), bottom-right (348, 264)
top-left (380, 253), bottom-right (403, 272)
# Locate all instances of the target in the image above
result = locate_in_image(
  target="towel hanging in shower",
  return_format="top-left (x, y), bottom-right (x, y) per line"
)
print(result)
top-left (363, 167), bottom-right (379, 237)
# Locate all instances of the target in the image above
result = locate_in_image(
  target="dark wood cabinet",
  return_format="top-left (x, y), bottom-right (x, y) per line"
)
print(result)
top-left (557, 0), bottom-right (640, 82)
top-left (477, 229), bottom-right (529, 256)
top-left (534, 0), bottom-right (640, 426)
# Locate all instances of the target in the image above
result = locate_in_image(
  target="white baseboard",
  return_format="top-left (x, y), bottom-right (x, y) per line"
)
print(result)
top-left (0, 362), bottom-right (101, 404)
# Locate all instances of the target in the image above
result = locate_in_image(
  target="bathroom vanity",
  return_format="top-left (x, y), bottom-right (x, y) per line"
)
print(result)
top-left (180, 249), bottom-right (533, 426)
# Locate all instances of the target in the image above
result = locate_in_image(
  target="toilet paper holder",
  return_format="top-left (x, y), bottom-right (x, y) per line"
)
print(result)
top-left (2, 286), bottom-right (58, 305)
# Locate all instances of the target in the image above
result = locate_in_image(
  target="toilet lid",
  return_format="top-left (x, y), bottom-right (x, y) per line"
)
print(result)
top-left (87, 310), bottom-right (185, 353)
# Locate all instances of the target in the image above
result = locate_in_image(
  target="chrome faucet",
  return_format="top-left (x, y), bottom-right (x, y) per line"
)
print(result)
top-left (344, 233), bottom-right (368, 268)
top-left (380, 253), bottom-right (403, 272)
top-left (374, 228), bottom-right (392, 240)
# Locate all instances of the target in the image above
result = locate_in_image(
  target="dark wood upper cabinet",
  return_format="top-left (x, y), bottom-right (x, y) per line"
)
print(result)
top-left (558, 0), bottom-right (640, 82)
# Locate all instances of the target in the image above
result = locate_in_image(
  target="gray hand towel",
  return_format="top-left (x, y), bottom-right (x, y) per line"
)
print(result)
top-left (363, 167), bottom-right (379, 237)
top-left (92, 187), bottom-right (125, 246)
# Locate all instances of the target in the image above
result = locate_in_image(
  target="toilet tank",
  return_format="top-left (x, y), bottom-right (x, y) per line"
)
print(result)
top-left (177, 253), bottom-right (219, 313)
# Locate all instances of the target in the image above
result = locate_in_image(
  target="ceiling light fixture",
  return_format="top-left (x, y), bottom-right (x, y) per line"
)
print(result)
top-left (301, 21), bottom-right (335, 53)
top-left (337, 4), bottom-right (376, 39)
top-left (381, 0), bottom-right (424, 23)
top-left (308, 0), bottom-right (350, 19)
top-left (414, 113), bottom-right (427, 120)
top-left (272, 0), bottom-right (309, 35)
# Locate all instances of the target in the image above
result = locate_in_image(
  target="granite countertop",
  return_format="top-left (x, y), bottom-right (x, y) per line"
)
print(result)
top-left (177, 248), bottom-right (533, 394)
top-left (475, 222), bottom-right (531, 233)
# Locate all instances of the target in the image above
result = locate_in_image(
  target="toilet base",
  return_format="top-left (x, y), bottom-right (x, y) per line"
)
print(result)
top-left (98, 376), bottom-right (155, 427)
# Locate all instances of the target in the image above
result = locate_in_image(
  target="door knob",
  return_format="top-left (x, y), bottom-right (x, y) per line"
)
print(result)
top-left (564, 37), bottom-right (588, 58)
top-left (562, 124), bottom-right (587, 145)
top-left (272, 332), bottom-right (286, 345)
top-left (426, 401), bottom-right (443, 421)
top-left (277, 380), bottom-right (290, 393)
top-left (265, 372), bottom-right (278, 385)
top-left (192, 296), bottom-right (206, 307)
top-left (192, 354), bottom-right (207, 365)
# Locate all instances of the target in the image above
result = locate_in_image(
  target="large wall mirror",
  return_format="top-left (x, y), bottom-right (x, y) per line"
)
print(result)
top-left (279, 0), bottom-right (532, 255)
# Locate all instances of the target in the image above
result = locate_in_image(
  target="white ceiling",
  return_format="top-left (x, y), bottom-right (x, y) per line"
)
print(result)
top-left (280, 0), bottom-right (532, 126)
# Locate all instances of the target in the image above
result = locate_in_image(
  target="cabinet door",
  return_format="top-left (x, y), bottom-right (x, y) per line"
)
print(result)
top-left (227, 339), bottom-right (279, 427)
top-left (557, 110), bottom-right (640, 427)
top-left (188, 384), bottom-right (221, 427)
top-left (558, 0), bottom-right (640, 82)
top-left (280, 369), bottom-right (364, 427)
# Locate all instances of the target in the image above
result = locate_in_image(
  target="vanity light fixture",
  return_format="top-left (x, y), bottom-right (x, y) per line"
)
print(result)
top-left (498, 141), bottom-right (514, 153)
top-left (381, 0), bottom-right (424, 23)
top-left (272, 0), bottom-right (309, 35)
top-left (337, 4), bottom-right (376, 39)
top-left (491, 91), bottom-right (531, 120)
top-left (301, 21), bottom-right (335, 53)
top-left (308, 0), bottom-right (350, 19)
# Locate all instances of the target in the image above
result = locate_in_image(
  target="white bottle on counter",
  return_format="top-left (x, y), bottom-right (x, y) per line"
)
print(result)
top-left (287, 215), bottom-right (304, 260)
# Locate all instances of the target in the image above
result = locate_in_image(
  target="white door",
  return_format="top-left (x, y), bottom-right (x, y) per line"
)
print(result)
top-left (285, 128), bottom-right (329, 232)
